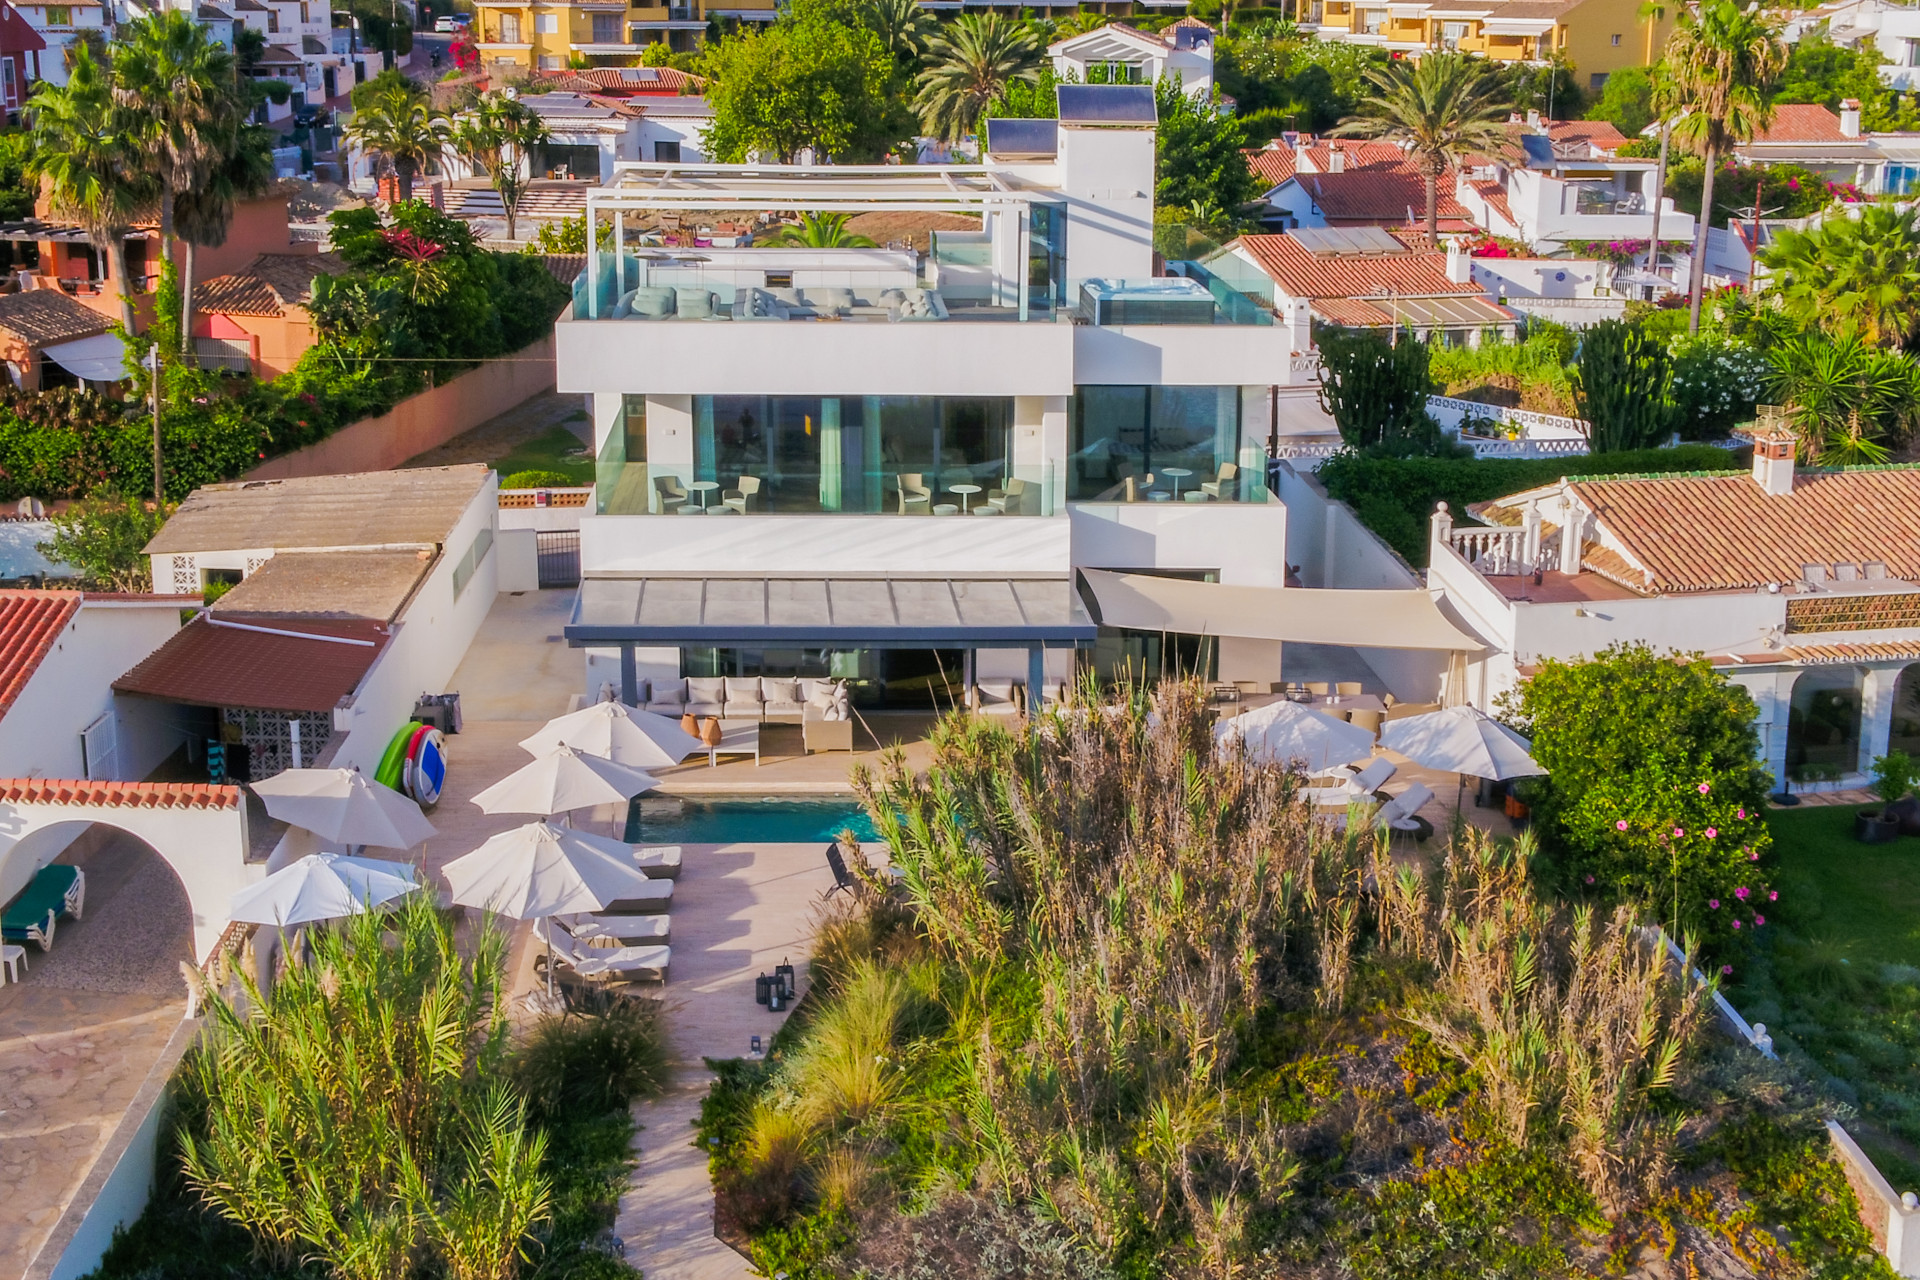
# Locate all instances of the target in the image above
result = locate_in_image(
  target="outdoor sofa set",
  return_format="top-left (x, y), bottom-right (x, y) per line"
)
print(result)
top-left (537, 843), bottom-right (681, 985)
top-left (608, 284), bottom-right (950, 323)
top-left (641, 677), bottom-right (857, 754)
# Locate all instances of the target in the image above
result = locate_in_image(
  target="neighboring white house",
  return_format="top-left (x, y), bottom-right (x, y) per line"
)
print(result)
top-left (1049, 18), bottom-right (1216, 100)
top-left (18, 0), bottom-right (109, 86)
top-left (1786, 0), bottom-right (1920, 91)
top-left (555, 85), bottom-right (1309, 704)
top-left (1428, 426), bottom-right (1920, 793)
top-left (0, 588), bottom-right (195, 901)
top-left (1462, 119), bottom-right (1697, 254)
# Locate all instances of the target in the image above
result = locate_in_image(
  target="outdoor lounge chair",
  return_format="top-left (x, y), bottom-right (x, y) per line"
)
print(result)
top-left (654, 476), bottom-right (690, 513)
top-left (968, 680), bottom-right (1023, 720)
top-left (1304, 757), bottom-right (1397, 806)
top-left (1373, 783), bottom-right (1435, 838)
top-left (1, 865), bottom-right (84, 951)
top-left (897, 473), bottom-right (932, 514)
top-left (2, 906), bottom-right (54, 951)
top-left (1200, 463), bottom-right (1239, 501)
top-left (552, 912), bottom-right (670, 946)
top-left (986, 478), bottom-right (1035, 515)
top-left (595, 878), bottom-right (675, 914)
top-left (824, 842), bottom-right (859, 896)
top-left (631, 844), bottom-right (683, 879)
top-left (537, 919), bottom-right (670, 983)
top-left (723, 476), bottom-right (763, 514)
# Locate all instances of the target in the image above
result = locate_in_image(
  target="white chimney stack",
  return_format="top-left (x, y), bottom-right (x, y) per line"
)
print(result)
top-left (1329, 145), bottom-right (1346, 173)
top-left (1526, 108), bottom-right (1542, 129)
top-left (1839, 98), bottom-right (1862, 138)
top-left (1445, 236), bottom-right (1470, 283)
top-left (1748, 419), bottom-right (1797, 496)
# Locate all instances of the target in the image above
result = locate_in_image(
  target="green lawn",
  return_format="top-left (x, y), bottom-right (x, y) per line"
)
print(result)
top-left (489, 425), bottom-right (594, 485)
top-left (1746, 804), bottom-right (1920, 1188)
top-left (1767, 805), bottom-right (1920, 967)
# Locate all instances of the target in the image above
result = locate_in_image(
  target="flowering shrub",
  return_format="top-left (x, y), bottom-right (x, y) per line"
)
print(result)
top-left (1564, 239), bottom-right (1691, 269)
top-left (1668, 333), bottom-right (1770, 440)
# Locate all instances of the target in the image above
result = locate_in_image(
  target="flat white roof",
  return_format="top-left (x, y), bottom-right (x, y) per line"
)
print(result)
top-left (590, 161), bottom-right (1046, 213)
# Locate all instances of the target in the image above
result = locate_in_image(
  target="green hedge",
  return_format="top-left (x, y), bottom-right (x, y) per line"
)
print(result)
top-left (1318, 444), bottom-right (1749, 566)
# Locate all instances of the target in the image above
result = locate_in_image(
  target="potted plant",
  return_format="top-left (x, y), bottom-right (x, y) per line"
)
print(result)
top-left (1857, 751), bottom-right (1911, 843)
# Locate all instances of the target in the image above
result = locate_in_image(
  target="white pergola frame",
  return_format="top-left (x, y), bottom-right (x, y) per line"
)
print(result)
top-left (581, 161), bottom-right (1041, 320)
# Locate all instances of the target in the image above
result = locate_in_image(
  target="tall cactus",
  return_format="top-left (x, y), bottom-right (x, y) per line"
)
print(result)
top-left (1316, 326), bottom-right (1446, 456)
top-left (1574, 319), bottom-right (1675, 453)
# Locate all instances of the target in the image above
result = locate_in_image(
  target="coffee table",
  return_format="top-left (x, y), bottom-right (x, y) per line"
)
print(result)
top-left (947, 483), bottom-right (982, 512)
top-left (1161, 467), bottom-right (1194, 498)
top-left (707, 719), bottom-right (761, 766)
top-left (687, 480), bottom-right (720, 511)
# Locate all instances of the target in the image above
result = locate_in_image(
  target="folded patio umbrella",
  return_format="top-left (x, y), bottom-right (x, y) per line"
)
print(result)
top-left (228, 852), bottom-right (419, 927)
top-left (251, 767), bottom-right (438, 850)
top-left (470, 744), bottom-right (661, 817)
top-left (518, 700), bottom-right (702, 770)
top-left (1378, 706), bottom-right (1545, 782)
top-left (442, 820), bottom-right (660, 994)
top-left (1214, 699), bottom-right (1378, 774)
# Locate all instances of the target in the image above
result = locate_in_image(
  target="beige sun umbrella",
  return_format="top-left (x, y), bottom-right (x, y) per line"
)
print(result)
top-left (518, 700), bottom-right (702, 770)
top-left (250, 766), bottom-right (438, 851)
top-left (469, 744), bottom-right (661, 821)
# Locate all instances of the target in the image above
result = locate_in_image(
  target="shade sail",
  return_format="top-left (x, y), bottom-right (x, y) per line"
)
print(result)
top-left (1078, 569), bottom-right (1486, 652)
top-left (43, 332), bottom-right (127, 382)
top-left (567, 575), bottom-right (1097, 648)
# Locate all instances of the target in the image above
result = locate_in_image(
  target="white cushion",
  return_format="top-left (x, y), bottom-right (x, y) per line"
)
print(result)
top-left (761, 678), bottom-right (799, 702)
top-left (724, 677), bottom-right (763, 702)
top-left (688, 677), bottom-right (726, 702)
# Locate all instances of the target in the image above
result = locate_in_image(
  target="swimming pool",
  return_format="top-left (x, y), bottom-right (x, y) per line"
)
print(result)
top-left (629, 796), bottom-right (879, 845)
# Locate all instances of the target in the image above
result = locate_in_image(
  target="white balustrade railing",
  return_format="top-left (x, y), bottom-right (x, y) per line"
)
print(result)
top-left (1447, 524), bottom-right (1536, 576)
top-left (1428, 394), bottom-right (1590, 439)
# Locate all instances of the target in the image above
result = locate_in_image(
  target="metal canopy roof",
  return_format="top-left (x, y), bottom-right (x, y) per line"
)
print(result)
top-left (566, 575), bottom-right (1097, 648)
top-left (592, 161), bottom-right (1044, 214)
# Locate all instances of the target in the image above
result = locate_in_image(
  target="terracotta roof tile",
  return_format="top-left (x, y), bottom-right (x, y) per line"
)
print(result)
top-left (1772, 641), bottom-right (1920, 664)
top-left (534, 66), bottom-right (704, 94)
top-left (1280, 166), bottom-right (1477, 229)
top-left (1246, 140), bottom-right (1411, 189)
top-left (1469, 177), bottom-right (1515, 225)
top-left (0, 778), bottom-right (241, 809)
top-left (113, 614), bottom-right (390, 713)
top-left (0, 290), bottom-right (112, 347)
top-left (1568, 467), bottom-right (1920, 593)
top-left (0, 589), bottom-right (79, 722)
top-left (1228, 232), bottom-right (1485, 299)
top-left (1754, 104), bottom-right (1847, 144)
top-left (195, 252), bottom-right (344, 318)
top-left (1550, 119), bottom-right (1628, 152)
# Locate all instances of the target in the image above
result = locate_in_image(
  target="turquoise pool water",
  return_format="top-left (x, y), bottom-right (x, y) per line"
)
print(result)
top-left (630, 796), bottom-right (879, 845)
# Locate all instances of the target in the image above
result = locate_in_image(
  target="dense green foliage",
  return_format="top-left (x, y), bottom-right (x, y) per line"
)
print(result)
top-left (699, 0), bottom-right (910, 162)
top-left (1574, 318), bottom-right (1675, 452)
top-left (88, 905), bottom-right (661, 1280)
top-left (1502, 644), bottom-right (1777, 958)
top-left (1666, 157), bottom-right (1849, 224)
top-left (697, 688), bottom-right (1889, 1278)
top-left (1151, 75), bottom-right (1262, 218)
top-left (1760, 205), bottom-right (1920, 351)
top-left (1315, 327), bottom-right (1449, 456)
top-left (0, 202), bottom-right (567, 504)
top-left (1584, 64), bottom-right (1656, 136)
top-left (1317, 444), bottom-right (1740, 565)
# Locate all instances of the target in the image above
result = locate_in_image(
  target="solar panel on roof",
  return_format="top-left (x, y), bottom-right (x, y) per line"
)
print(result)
top-left (1289, 226), bottom-right (1406, 256)
top-left (1519, 133), bottom-right (1555, 167)
top-left (1056, 84), bottom-right (1157, 125)
top-left (618, 67), bottom-right (659, 82)
top-left (985, 117), bottom-right (1059, 158)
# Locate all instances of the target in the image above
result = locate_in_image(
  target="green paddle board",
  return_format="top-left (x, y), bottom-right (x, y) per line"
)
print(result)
top-left (375, 721), bottom-right (425, 790)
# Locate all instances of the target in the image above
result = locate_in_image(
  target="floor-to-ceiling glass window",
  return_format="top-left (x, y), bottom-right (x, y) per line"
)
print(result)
top-left (695, 396), bottom-right (1013, 513)
top-left (680, 647), bottom-right (966, 709)
top-left (1786, 667), bottom-right (1865, 782)
top-left (1068, 386), bottom-right (1250, 501)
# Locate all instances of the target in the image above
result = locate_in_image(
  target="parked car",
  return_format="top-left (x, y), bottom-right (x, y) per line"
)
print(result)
top-left (433, 13), bottom-right (469, 31)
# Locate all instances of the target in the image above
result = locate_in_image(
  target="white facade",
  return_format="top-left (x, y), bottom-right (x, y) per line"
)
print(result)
top-left (1048, 21), bottom-right (1215, 100)
top-left (20, 0), bottom-right (108, 86)
top-left (556, 86), bottom-right (1308, 700)
top-left (1788, 0), bottom-right (1920, 90)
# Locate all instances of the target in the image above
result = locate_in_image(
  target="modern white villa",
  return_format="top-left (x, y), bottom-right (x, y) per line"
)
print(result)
top-left (554, 85), bottom-right (1314, 711)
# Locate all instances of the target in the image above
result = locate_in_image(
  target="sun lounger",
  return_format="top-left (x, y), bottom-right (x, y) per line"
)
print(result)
top-left (1373, 783), bottom-right (1435, 838)
top-left (555, 912), bottom-right (670, 946)
top-left (630, 845), bottom-right (683, 880)
top-left (1304, 757), bottom-right (1397, 806)
top-left (595, 879), bottom-right (675, 914)
top-left (1, 865), bottom-right (85, 951)
top-left (537, 918), bottom-right (670, 982)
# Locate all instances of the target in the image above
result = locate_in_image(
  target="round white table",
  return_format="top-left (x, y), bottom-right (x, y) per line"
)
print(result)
top-left (687, 481), bottom-right (720, 510)
top-left (947, 483), bottom-right (982, 513)
top-left (1161, 467), bottom-right (1194, 498)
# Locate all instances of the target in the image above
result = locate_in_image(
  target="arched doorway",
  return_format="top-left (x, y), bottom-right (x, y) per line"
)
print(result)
top-left (1891, 664), bottom-right (1920, 759)
top-left (1786, 666), bottom-right (1866, 785)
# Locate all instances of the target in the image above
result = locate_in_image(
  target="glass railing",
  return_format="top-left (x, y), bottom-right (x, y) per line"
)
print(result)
top-left (1066, 445), bottom-right (1273, 504)
top-left (597, 463), bottom-right (1061, 517)
top-left (1162, 261), bottom-right (1275, 326)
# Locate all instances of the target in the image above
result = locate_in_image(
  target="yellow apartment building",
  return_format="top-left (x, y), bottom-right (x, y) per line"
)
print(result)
top-left (473, 0), bottom-right (775, 70)
top-left (1308, 0), bottom-right (1676, 91)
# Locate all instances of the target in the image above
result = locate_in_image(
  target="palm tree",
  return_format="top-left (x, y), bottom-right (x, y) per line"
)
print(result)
top-left (175, 121), bottom-right (277, 355)
top-left (449, 91), bottom-right (548, 242)
top-left (1760, 205), bottom-right (1920, 350)
top-left (864, 0), bottom-right (933, 63)
top-left (1658, 0), bottom-right (1787, 334)
top-left (346, 76), bottom-right (449, 203)
top-left (1331, 52), bottom-right (1510, 246)
top-left (27, 47), bottom-right (154, 332)
top-left (113, 11), bottom-right (243, 271)
top-left (914, 13), bottom-right (1043, 143)
top-left (1768, 333), bottom-right (1920, 465)
top-left (757, 212), bottom-right (878, 248)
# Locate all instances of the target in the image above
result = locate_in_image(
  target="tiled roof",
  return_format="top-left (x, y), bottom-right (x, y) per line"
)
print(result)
top-left (0, 290), bottom-right (112, 347)
top-left (1285, 167), bottom-right (1477, 229)
top-left (146, 464), bottom-right (490, 555)
top-left (194, 252), bottom-right (344, 318)
top-left (1754, 104), bottom-right (1846, 143)
top-left (255, 43), bottom-right (304, 67)
top-left (539, 253), bottom-right (586, 284)
top-left (1246, 140), bottom-right (1410, 189)
top-left (0, 589), bottom-right (79, 722)
top-left (1771, 641), bottom-right (1920, 664)
top-left (1550, 120), bottom-right (1628, 152)
top-left (0, 778), bottom-right (241, 809)
top-left (1229, 233), bottom-right (1484, 300)
top-left (533, 66), bottom-right (704, 94)
top-left (112, 614), bottom-right (390, 713)
top-left (1311, 293), bottom-right (1514, 328)
top-left (1467, 177), bottom-right (1514, 226)
top-left (1568, 467), bottom-right (1920, 593)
